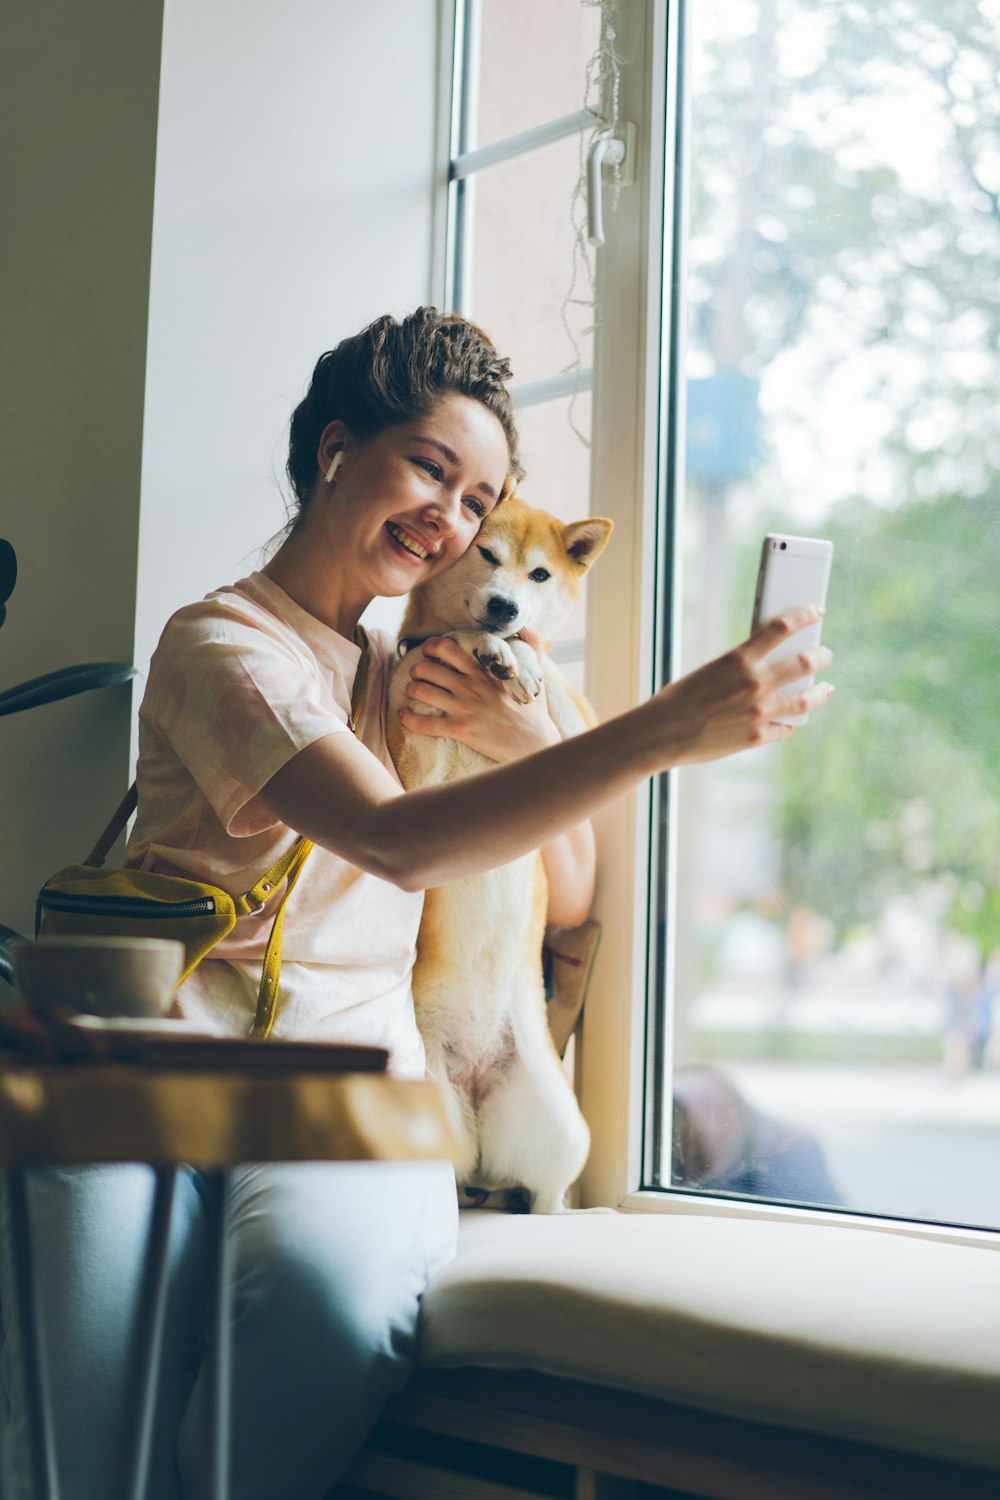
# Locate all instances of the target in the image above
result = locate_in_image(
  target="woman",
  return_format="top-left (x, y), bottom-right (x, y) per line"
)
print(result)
top-left (0, 309), bottom-right (832, 1500)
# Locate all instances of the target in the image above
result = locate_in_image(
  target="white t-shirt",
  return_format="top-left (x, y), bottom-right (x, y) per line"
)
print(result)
top-left (126, 573), bottom-right (426, 1077)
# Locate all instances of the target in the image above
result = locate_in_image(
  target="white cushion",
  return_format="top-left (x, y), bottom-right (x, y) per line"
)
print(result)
top-left (418, 1211), bottom-right (1000, 1471)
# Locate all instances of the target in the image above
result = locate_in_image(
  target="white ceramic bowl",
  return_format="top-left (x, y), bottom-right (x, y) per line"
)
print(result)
top-left (11, 936), bottom-right (185, 1020)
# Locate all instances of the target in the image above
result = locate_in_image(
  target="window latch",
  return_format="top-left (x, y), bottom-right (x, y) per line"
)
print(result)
top-left (586, 123), bottom-right (636, 248)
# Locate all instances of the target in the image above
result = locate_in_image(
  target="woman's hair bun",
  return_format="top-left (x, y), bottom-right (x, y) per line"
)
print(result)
top-left (286, 307), bottom-right (522, 515)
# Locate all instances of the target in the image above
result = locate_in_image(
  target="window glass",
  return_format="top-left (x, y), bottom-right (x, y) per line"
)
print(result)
top-left (515, 391), bottom-right (593, 650)
top-left (459, 1), bottom-right (599, 673)
top-left (515, 391), bottom-right (592, 527)
top-left (663, 0), bottom-right (1000, 1229)
top-left (468, 135), bottom-right (595, 388)
top-left (474, 0), bottom-right (601, 150)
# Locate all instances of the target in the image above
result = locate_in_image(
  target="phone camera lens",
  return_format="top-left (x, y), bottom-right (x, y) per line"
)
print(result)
top-left (780, 541), bottom-right (787, 550)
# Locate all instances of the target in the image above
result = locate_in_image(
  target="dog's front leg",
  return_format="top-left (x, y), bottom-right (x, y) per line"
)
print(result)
top-left (387, 647), bottom-right (465, 790)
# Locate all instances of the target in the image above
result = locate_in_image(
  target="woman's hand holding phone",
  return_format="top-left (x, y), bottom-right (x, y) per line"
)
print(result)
top-left (750, 533), bottom-right (833, 724)
top-left (647, 604), bottom-right (835, 768)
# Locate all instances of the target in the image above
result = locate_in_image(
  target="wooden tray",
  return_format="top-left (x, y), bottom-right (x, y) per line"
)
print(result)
top-left (0, 1010), bottom-right (388, 1074)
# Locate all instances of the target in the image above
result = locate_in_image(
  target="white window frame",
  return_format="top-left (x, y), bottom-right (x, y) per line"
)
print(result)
top-left (430, 0), bottom-right (669, 1211)
top-left (574, 0), bottom-right (673, 1214)
top-left (431, 0), bottom-right (1000, 1251)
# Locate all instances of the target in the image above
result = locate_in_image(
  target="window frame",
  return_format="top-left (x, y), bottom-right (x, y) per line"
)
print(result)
top-left (432, 0), bottom-right (671, 1209)
top-left (432, 0), bottom-right (1000, 1249)
top-left (569, 0), bottom-right (673, 1211)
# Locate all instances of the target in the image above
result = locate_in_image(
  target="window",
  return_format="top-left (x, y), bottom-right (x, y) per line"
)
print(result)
top-left (441, 0), bottom-right (1000, 1235)
top-left (434, 0), bottom-right (605, 695)
top-left (437, 0), bottom-right (671, 1207)
top-left (652, 0), bottom-right (1000, 1232)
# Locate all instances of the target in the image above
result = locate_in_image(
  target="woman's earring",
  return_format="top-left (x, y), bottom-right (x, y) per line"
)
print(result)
top-left (325, 451), bottom-right (344, 484)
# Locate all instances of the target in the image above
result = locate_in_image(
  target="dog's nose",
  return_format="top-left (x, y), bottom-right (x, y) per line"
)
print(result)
top-left (486, 595), bottom-right (519, 626)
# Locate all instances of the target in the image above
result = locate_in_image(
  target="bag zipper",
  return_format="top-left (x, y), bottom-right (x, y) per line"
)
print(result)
top-left (37, 890), bottom-right (218, 918)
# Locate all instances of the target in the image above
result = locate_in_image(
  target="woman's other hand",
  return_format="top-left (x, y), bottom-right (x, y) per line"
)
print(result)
top-left (399, 631), bottom-right (560, 764)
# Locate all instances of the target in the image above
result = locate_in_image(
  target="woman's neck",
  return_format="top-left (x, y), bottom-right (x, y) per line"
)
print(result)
top-left (262, 527), bottom-right (370, 639)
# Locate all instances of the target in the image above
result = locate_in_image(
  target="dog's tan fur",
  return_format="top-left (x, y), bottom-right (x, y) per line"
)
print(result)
top-left (387, 496), bottom-right (612, 1212)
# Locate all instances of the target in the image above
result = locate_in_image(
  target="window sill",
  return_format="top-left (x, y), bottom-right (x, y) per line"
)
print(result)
top-left (619, 1187), bottom-right (1000, 1252)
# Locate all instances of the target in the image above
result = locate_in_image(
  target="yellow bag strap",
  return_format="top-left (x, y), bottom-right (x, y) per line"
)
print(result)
top-left (248, 623), bottom-right (369, 1038)
top-left (246, 837), bottom-right (314, 1038)
top-left (85, 784), bottom-right (139, 868)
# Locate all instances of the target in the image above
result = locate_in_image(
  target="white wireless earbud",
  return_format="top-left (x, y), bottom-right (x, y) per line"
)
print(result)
top-left (325, 451), bottom-right (344, 484)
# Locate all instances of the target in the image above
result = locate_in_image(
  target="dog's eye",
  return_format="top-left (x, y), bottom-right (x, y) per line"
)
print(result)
top-left (529, 567), bottom-right (551, 583)
top-left (478, 546), bottom-right (500, 565)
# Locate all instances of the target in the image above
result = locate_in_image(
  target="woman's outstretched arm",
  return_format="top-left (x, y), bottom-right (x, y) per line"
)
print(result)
top-left (259, 606), bottom-right (833, 892)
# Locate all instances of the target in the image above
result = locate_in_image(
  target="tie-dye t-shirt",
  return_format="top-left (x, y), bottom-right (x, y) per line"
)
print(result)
top-left (126, 572), bottom-right (426, 1076)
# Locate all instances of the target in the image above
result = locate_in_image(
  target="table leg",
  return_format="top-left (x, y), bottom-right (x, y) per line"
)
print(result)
top-left (123, 1165), bottom-right (178, 1500)
top-left (204, 1170), bottom-right (233, 1500)
top-left (5, 1167), bottom-right (60, 1500)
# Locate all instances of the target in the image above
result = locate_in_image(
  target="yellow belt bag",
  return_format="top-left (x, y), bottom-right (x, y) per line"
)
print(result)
top-left (35, 628), bottom-right (369, 1040)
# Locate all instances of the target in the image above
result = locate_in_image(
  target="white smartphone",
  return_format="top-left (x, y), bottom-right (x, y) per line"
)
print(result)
top-left (750, 533), bottom-right (833, 726)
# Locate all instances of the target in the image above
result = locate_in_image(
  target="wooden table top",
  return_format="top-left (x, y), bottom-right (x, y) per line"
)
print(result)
top-left (0, 1033), bottom-right (460, 1167)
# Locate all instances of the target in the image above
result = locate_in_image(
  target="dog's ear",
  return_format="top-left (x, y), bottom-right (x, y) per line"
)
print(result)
top-left (563, 517), bottom-right (613, 571)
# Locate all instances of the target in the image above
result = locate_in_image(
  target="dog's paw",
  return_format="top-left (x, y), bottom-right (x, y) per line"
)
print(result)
top-left (470, 634), bottom-right (523, 686)
top-left (455, 632), bottom-right (541, 706)
top-left (471, 634), bottom-right (515, 676)
top-left (474, 637), bottom-right (542, 706)
top-left (505, 639), bottom-right (544, 705)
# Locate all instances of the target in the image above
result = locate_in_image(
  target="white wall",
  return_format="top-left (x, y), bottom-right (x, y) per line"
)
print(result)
top-left (0, 1), bottom-right (164, 938)
top-left (135, 0), bottom-right (439, 683)
top-left (1, 0), bottom-right (441, 940)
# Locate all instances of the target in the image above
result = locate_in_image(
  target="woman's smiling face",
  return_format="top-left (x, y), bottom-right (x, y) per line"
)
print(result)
top-left (318, 394), bottom-right (511, 599)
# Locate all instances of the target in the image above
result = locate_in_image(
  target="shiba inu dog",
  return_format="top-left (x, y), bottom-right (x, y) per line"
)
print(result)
top-left (387, 496), bottom-right (612, 1213)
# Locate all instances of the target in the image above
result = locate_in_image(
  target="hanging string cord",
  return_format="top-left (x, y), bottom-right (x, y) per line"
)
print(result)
top-left (561, 0), bottom-right (623, 447)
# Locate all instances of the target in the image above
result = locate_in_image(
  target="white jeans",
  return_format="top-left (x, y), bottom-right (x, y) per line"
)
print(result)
top-left (0, 1160), bottom-right (457, 1500)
